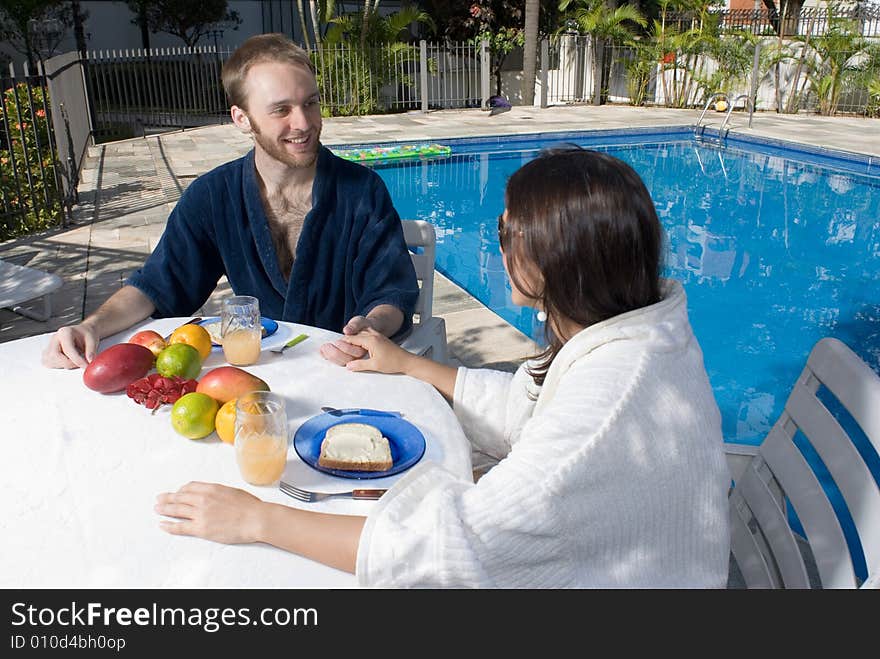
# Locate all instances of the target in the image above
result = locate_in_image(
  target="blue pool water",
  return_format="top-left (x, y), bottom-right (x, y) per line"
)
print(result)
top-left (369, 128), bottom-right (880, 452)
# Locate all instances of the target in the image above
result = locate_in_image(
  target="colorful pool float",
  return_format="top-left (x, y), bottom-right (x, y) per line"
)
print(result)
top-left (332, 143), bottom-right (452, 163)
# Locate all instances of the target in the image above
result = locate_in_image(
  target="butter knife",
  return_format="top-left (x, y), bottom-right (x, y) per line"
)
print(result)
top-left (320, 407), bottom-right (403, 418)
top-left (271, 333), bottom-right (309, 355)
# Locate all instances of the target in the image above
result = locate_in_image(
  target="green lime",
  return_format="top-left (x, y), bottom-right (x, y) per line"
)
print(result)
top-left (170, 392), bottom-right (219, 439)
top-left (156, 343), bottom-right (202, 379)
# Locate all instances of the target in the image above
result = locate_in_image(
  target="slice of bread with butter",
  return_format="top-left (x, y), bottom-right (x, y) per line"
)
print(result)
top-left (318, 423), bottom-right (393, 472)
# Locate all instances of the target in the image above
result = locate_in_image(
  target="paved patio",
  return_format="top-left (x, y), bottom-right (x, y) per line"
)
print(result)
top-left (1, 104), bottom-right (878, 369)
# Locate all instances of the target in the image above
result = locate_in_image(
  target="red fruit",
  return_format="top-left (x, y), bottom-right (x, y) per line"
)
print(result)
top-left (195, 366), bottom-right (269, 404)
top-left (126, 373), bottom-right (198, 409)
top-left (128, 330), bottom-right (167, 358)
top-left (83, 343), bottom-right (155, 393)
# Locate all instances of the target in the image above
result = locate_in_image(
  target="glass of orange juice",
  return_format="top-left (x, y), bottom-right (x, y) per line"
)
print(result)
top-left (235, 391), bottom-right (289, 486)
top-left (221, 295), bottom-right (261, 366)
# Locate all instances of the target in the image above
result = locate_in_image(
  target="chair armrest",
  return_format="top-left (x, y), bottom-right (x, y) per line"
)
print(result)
top-left (724, 442), bottom-right (759, 485)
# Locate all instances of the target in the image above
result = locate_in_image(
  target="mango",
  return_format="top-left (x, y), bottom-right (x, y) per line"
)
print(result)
top-left (83, 343), bottom-right (155, 393)
top-left (195, 366), bottom-right (269, 404)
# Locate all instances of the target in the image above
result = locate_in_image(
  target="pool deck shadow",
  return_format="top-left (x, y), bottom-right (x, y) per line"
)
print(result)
top-left (2, 104), bottom-right (878, 370)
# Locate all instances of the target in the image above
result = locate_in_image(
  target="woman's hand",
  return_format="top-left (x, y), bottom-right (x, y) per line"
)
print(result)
top-left (155, 482), bottom-right (266, 545)
top-left (157, 482), bottom-right (364, 573)
top-left (340, 327), bottom-right (413, 375)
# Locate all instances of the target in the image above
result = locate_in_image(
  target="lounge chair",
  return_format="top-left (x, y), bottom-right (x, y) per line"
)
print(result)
top-left (726, 337), bottom-right (880, 588)
top-left (0, 258), bottom-right (63, 321)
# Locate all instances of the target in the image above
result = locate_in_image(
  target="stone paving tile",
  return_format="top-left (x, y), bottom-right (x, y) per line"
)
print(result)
top-left (443, 307), bottom-right (541, 369)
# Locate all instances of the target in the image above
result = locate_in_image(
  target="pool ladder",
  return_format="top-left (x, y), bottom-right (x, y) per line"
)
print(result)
top-left (694, 92), bottom-right (754, 141)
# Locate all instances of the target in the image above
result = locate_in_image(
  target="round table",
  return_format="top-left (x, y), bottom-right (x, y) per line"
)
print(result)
top-left (0, 318), bottom-right (472, 587)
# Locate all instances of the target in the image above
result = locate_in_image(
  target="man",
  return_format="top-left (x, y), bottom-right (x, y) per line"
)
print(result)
top-left (42, 34), bottom-right (418, 369)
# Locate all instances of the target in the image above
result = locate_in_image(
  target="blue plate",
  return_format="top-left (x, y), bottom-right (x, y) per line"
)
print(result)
top-left (198, 316), bottom-right (279, 347)
top-left (293, 410), bottom-right (426, 479)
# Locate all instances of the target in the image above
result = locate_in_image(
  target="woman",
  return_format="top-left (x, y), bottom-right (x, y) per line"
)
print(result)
top-left (156, 148), bottom-right (731, 587)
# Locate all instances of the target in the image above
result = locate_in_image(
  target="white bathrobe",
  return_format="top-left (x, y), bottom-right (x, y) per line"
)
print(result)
top-left (356, 280), bottom-right (731, 587)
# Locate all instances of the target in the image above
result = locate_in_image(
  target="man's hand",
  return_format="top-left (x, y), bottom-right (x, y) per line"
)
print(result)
top-left (41, 323), bottom-right (100, 369)
top-left (319, 315), bottom-right (371, 366)
top-left (41, 285), bottom-right (156, 369)
top-left (319, 306), bottom-right (406, 367)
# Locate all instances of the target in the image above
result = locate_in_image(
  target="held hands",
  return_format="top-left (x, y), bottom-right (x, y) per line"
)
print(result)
top-left (41, 323), bottom-right (100, 369)
top-left (155, 482), bottom-right (264, 545)
top-left (318, 315), bottom-right (372, 366)
top-left (339, 327), bottom-right (412, 375)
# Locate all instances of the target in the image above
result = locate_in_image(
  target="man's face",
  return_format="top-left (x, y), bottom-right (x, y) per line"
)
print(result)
top-left (236, 60), bottom-right (323, 169)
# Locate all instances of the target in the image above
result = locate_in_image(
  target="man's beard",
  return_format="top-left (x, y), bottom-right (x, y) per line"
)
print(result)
top-left (250, 117), bottom-right (320, 169)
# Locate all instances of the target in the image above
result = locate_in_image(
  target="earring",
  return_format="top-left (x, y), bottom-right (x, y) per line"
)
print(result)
top-left (536, 311), bottom-right (547, 323)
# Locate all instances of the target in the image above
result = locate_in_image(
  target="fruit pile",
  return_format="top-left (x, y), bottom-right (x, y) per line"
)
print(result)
top-left (82, 322), bottom-right (270, 443)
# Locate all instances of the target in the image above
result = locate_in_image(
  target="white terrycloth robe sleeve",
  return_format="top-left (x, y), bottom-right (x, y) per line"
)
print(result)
top-left (452, 366), bottom-right (537, 462)
top-left (355, 366), bottom-right (553, 587)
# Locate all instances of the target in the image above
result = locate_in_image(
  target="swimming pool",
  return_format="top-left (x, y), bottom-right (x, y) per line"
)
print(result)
top-left (368, 127), bottom-right (880, 449)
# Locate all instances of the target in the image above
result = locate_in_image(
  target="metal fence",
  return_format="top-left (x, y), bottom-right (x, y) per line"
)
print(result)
top-left (0, 64), bottom-right (66, 241)
top-left (85, 40), bottom-right (487, 142)
top-left (314, 42), bottom-right (420, 115)
top-left (545, 34), bottom-right (594, 104)
top-left (81, 31), bottom-right (877, 143)
top-left (542, 32), bottom-right (879, 117)
top-left (86, 46), bottom-right (228, 141)
top-left (423, 41), bottom-right (482, 110)
top-left (665, 5), bottom-right (880, 37)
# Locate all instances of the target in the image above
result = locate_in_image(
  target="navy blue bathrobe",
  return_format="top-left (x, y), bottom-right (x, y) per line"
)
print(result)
top-left (127, 146), bottom-right (419, 338)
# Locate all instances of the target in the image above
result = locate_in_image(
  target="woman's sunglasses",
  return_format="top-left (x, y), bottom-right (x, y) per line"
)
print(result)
top-left (497, 213), bottom-right (522, 250)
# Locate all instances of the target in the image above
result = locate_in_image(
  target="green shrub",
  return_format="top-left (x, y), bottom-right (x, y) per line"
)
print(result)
top-left (1, 83), bottom-right (63, 241)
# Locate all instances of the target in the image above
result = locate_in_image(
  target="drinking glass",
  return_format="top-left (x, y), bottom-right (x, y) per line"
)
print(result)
top-left (221, 295), bottom-right (261, 366)
top-left (234, 391), bottom-right (289, 486)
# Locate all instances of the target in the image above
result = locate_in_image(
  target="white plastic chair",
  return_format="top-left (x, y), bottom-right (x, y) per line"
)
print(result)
top-left (0, 258), bottom-right (63, 321)
top-left (726, 337), bottom-right (880, 588)
top-left (398, 220), bottom-right (448, 363)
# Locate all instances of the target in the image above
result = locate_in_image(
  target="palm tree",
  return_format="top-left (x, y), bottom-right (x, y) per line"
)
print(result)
top-left (308, 1), bottom-right (336, 50)
top-left (796, 10), bottom-right (880, 115)
top-left (294, 0), bottom-right (311, 51)
top-left (322, 5), bottom-right (434, 115)
top-left (522, 0), bottom-right (541, 106)
top-left (559, 0), bottom-right (647, 105)
top-left (360, 0), bottom-right (379, 50)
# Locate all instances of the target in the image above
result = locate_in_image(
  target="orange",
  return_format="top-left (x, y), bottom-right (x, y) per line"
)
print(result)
top-left (214, 398), bottom-right (237, 444)
top-left (156, 343), bottom-right (202, 379)
top-left (170, 392), bottom-right (219, 439)
top-left (168, 323), bottom-right (213, 361)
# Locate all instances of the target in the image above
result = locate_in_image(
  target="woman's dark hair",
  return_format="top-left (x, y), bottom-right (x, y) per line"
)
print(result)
top-left (502, 146), bottom-right (662, 387)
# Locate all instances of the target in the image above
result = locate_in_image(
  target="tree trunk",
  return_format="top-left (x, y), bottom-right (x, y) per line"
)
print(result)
top-left (592, 37), bottom-right (605, 105)
top-left (136, 3), bottom-right (150, 51)
top-left (71, 1), bottom-right (88, 57)
top-left (521, 0), bottom-right (540, 106)
top-left (308, 1), bottom-right (325, 78)
top-left (360, 0), bottom-right (373, 50)
top-left (295, 0), bottom-right (312, 51)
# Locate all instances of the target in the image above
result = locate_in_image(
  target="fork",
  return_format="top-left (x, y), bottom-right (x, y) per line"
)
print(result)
top-left (271, 333), bottom-right (309, 355)
top-left (279, 480), bottom-right (386, 503)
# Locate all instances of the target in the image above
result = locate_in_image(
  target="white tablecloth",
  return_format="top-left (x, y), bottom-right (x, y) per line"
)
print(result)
top-left (0, 318), bottom-right (472, 588)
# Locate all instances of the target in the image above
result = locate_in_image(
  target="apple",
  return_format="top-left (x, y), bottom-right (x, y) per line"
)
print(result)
top-left (128, 330), bottom-right (167, 358)
top-left (196, 366), bottom-right (269, 404)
